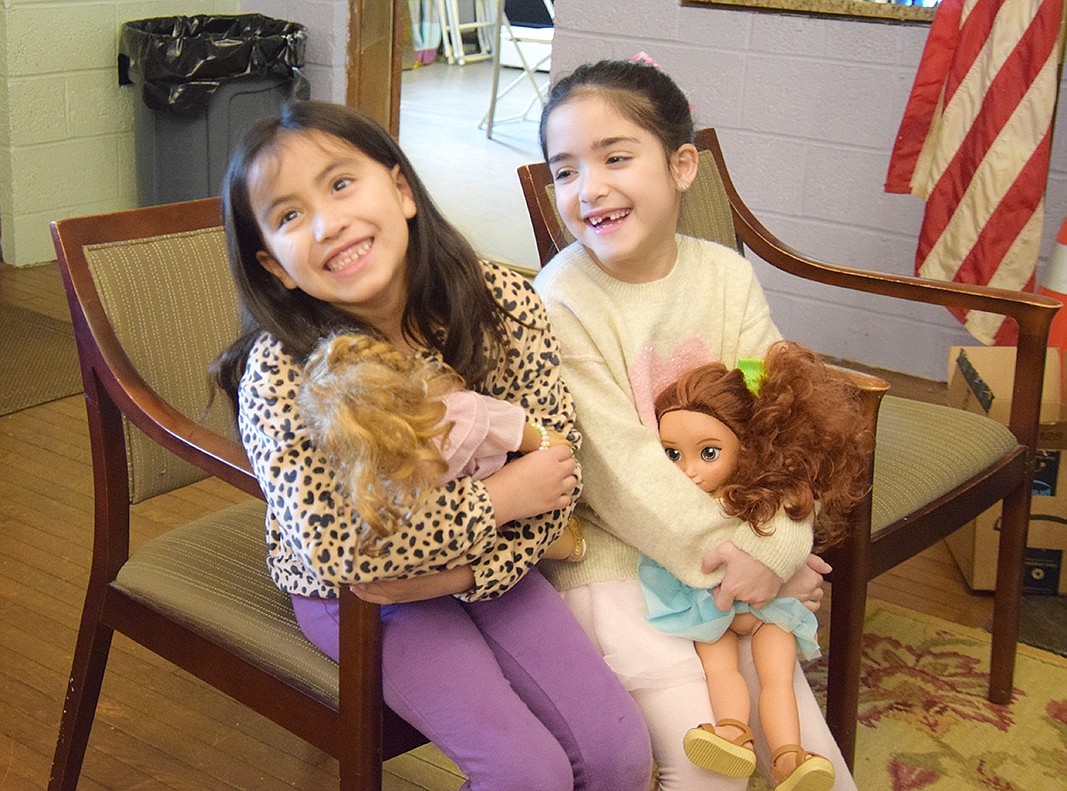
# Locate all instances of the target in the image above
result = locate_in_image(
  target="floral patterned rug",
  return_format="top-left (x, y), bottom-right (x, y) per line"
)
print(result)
top-left (798, 600), bottom-right (1067, 791)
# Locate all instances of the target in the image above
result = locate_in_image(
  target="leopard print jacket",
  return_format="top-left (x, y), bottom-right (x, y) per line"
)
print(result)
top-left (238, 260), bottom-right (581, 601)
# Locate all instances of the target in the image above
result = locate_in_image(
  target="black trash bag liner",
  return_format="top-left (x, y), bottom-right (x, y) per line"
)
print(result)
top-left (118, 14), bottom-right (308, 116)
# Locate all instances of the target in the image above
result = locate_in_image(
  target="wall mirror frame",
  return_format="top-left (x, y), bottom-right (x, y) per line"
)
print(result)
top-left (682, 0), bottom-right (937, 24)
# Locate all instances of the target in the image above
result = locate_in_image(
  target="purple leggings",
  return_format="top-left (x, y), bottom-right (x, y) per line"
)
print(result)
top-left (291, 569), bottom-right (651, 790)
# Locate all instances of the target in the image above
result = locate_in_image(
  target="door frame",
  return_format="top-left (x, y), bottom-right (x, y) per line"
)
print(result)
top-left (346, 0), bottom-right (404, 136)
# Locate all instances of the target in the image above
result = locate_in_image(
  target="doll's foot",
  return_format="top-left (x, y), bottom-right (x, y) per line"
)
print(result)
top-left (564, 515), bottom-right (587, 562)
top-left (771, 745), bottom-right (834, 791)
top-left (682, 719), bottom-right (756, 778)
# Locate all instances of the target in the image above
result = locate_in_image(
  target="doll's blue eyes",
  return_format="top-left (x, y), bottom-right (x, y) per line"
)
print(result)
top-left (700, 447), bottom-right (721, 462)
top-left (664, 447), bottom-right (722, 463)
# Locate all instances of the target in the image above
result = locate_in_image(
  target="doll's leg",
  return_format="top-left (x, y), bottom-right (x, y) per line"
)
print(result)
top-left (694, 632), bottom-right (750, 733)
top-left (750, 624), bottom-right (834, 788)
top-left (749, 623), bottom-right (801, 754)
top-left (682, 630), bottom-right (757, 778)
top-left (562, 579), bottom-right (746, 791)
top-left (737, 637), bottom-right (855, 790)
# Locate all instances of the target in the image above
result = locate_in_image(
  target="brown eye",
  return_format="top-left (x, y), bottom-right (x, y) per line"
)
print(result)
top-left (700, 446), bottom-right (721, 462)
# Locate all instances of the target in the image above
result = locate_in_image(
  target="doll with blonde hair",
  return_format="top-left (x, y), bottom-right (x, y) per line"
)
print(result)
top-left (299, 332), bottom-right (586, 560)
top-left (641, 340), bottom-right (873, 791)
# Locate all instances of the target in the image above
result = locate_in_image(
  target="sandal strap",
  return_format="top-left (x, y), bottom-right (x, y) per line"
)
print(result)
top-left (771, 744), bottom-right (807, 766)
top-left (701, 718), bottom-right (754, 748)
top-left (770, 744), bottom-right (825, 784)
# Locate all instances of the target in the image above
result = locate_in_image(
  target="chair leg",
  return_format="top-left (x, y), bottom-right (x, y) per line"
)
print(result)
top-left (48, 606), bottom-right (114, 791)
top-left (825, 559), bottom-right (867, 770)
top-left (989, 490), bottom-right (1027, 703)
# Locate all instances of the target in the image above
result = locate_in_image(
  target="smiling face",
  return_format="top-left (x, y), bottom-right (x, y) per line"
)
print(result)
top-left (543, 93), bottom-right (697, 283)
top-left (658, 408), bottom-right (740, 495)
top-left (249, 129), bottom-right (418, 336)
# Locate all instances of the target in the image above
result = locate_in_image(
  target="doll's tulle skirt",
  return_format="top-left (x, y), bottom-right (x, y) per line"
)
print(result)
top-left (637, 556), bottom-right (822, 662)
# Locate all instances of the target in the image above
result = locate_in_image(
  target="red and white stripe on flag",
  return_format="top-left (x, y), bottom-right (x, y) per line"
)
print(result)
top-left (885, 0), bottom-right (1063, 345)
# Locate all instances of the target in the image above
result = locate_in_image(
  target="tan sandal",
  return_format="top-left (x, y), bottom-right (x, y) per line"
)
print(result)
top-left (682, 718), bottom-right (756, 778)
top-left (771, 744), bottom-right (835, 791)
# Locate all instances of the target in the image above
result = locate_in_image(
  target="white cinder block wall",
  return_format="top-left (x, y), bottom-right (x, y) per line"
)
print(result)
top-left (551, 2), bottom-right (1067, 381)
top-left (244, 0), bottom-right (348, 103)
top-left (0, 0), bottom-right (347, 268)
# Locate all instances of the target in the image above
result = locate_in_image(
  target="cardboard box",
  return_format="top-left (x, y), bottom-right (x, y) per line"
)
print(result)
top-left (943, 347), bottom-right (1067, 595)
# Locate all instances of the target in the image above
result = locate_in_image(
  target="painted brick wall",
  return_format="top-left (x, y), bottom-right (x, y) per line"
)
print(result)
top-left (551, 2), bottom-right (1067, 381)
top-left (247, 0), bottom-right (348, 103)
top-left (0, 0), bottom-right (346, 267)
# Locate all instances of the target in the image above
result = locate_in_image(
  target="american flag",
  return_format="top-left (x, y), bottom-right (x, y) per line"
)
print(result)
top-left (885, 0), bottom-right (1064, 345)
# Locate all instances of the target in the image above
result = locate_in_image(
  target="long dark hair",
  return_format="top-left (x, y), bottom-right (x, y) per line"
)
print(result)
top-left (213, 100), bottom-right (507, 407)
top-left (539, 59), bottom-right (694, 160)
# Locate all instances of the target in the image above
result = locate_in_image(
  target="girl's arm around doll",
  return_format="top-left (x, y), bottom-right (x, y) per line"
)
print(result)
top-left (352, 264), bottom-right (583, 603)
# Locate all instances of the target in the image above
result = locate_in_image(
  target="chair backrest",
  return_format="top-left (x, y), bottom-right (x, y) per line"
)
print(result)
top-left (81, 219), bottom-right (238, 501)
top-left (53, 197), bottom-right (254, 503)
top-left (517, 129), bottom-right (738, 267)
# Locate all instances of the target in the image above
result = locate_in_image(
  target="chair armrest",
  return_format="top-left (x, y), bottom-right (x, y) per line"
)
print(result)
top-left (735, 215), bottom-right (1055, 454)
top-left (83, 330), bottom-right (261, 500)
top-left (827, 363), bottom-right (890, 444)
top-left (702, 126), bottom-right (1055, 455)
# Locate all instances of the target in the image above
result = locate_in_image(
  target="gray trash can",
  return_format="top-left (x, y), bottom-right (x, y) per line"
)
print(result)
top-left (119, 14), bottom-right (309, 206)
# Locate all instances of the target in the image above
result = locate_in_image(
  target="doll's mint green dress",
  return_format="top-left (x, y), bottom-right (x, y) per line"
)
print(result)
top-left (637, 556), bottom-right (821, 661)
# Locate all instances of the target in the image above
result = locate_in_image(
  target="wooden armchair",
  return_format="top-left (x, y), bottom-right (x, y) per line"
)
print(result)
top-left (517, 128), bottom-right (1059, 767)
top-left (48, 198), bottom-right (426, 791)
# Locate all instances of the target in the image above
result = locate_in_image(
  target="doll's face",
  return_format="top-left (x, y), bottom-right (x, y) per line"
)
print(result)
top-left (658, 409), bottom-right (740, 494)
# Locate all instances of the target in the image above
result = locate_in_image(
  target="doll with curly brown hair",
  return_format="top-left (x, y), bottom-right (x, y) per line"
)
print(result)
top-left (298, 332), bottom-right (586, 561)
top-left (639, 340), bottom-right (873, 791)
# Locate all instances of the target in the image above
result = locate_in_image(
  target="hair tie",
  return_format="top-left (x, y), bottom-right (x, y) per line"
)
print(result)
top-left (736, 358), bottom-right (765, 395)
top-left (631, 51), bottom-right (662, 69)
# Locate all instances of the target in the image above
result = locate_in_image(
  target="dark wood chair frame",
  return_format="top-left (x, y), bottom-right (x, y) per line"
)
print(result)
top-left (48, 197), bottom-right (426, 791)
top-left (517, 128), bottom-right (1060, 767)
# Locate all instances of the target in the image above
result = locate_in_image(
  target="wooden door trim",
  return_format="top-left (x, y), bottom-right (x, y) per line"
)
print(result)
top-left (346, 0), bottom-right (403, 136)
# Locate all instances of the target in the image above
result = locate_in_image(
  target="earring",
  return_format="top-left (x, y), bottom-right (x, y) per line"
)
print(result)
top-left (679, 182), bottom-right (689, 192)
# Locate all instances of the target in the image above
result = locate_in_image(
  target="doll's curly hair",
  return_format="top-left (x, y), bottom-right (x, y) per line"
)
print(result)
top-left (654, 341), bottom-right (874, 550)
top-left (298, 333), bottom-right (464, 540)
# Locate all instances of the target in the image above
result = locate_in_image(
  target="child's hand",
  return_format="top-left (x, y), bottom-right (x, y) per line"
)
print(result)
top-left (546, 430), bottom-right (572, 450)
top-left (703, 541), bottom-right (782, 610)
top-left (778, 554), bottom-right (830, 613)
top-left (351, 565), bottom-right (475, 604)
top-left (483, 444), bottom-right (577, 524)
top-left (519, 421), bottom-right (573, 454)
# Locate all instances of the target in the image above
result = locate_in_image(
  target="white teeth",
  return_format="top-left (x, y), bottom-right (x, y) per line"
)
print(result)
top-left (326, 239), bottom-right (372, 271)
top-left (588, 210), bottom-right (629, 227)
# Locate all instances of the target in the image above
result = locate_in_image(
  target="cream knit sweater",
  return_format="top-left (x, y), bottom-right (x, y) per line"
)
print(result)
top-left (534, 235), bottom-right (813, 592)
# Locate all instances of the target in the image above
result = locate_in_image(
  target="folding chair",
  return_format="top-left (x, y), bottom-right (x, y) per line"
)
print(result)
top-left (481, 0), bottom-right (554, 138)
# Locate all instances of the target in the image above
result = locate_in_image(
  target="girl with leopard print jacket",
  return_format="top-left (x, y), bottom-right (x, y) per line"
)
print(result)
top-left (212, 100), bottom-right (652, 789)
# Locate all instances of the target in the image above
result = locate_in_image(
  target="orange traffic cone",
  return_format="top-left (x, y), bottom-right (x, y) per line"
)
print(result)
top-left (1039, 216), bottom-right (1067, 349)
